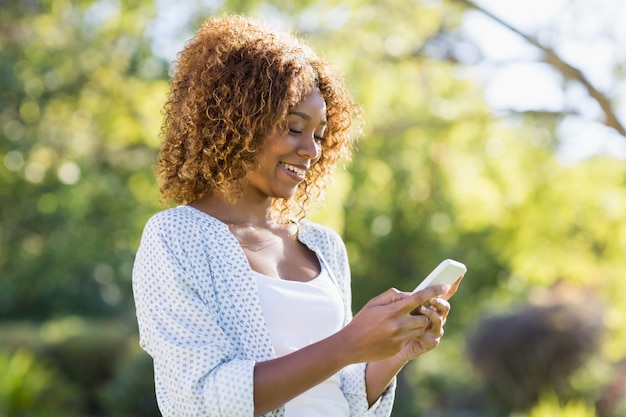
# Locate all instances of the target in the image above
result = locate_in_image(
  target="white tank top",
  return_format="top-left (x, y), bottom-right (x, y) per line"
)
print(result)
top-left (254, 261), bottom-right (350, 417)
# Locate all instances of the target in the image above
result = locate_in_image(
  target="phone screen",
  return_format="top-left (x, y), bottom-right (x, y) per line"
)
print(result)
top-left (412, 259), bottom-right (466, 293)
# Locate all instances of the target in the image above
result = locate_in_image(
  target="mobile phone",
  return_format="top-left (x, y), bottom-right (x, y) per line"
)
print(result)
top-left (412, 259), bottom-right (466, 293)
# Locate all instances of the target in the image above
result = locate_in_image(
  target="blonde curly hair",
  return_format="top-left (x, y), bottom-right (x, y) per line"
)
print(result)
top-left (158, 15), bottom-right (362, 221)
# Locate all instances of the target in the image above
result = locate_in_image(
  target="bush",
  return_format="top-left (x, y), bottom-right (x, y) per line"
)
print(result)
top-left (0, 321), bottom-right (43, 355)
top-left (0, 316), bottom-right (145, 416)
top-left (39, 316), bottom-right (137, 413)
top-left (41, 317), bottom-right (131, 384)
top-left (99, 339), bottom-right (160, 417)
top-left (0, 349), bottom-right (83, 417)
top-left (467, 296), bottom-right (604, 412)
top-left (526, 392), bottom-right (597, 417)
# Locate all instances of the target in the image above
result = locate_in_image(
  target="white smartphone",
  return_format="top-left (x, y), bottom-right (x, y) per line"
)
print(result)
top-left (412, 259), bottom-right (467, 293)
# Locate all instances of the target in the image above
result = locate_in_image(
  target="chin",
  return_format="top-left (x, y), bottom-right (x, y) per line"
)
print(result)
top-left (271, 187), bottom-right (299, 200)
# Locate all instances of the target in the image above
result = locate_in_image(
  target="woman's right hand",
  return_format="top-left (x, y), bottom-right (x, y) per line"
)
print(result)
top-left (338, 284), bottom-right (450, 364)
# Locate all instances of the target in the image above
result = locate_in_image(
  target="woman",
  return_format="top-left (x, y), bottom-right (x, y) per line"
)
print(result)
top-left (133, 14), bottom-right (458, 417)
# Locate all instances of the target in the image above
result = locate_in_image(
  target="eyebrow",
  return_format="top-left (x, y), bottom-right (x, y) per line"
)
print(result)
top-left (289, 111), bottom-right (327, 126)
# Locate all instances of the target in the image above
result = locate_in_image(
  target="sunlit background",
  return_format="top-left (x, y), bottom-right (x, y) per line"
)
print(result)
top-left (1, 0), bottom-right (625, 416)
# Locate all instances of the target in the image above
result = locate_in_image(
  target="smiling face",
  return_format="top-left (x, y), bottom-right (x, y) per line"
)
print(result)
top-left (244, 89), bottom-right (327, 201)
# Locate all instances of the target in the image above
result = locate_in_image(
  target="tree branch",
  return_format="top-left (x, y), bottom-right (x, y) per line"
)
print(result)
top-left (452, 0), bottom-right (626, 138)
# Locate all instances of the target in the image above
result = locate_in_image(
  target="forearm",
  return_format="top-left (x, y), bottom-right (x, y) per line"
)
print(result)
top-left (254, 285), bottom-right (450, 414)
top-left (253, 331), bottom-right (353, 416)
top-left (364, 355), bottom-right (407, 406)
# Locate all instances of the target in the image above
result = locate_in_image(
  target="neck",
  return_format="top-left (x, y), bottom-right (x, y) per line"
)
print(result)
top-left (190, 192), bottom-right (276, 227)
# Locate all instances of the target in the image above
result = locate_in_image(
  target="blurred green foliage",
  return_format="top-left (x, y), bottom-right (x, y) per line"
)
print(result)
top-left (1, 0), bottom-right (625, 416)
top-left (98, 340), bottom-right (160, 417)
top-left (0, 0), bottom-right (164, 320)
top-left (0, 318), bottom-right (154, 416)
top-left (525, 392), bottom-right (597, 417)
top-left (0, 349), bottom-right (82, 416)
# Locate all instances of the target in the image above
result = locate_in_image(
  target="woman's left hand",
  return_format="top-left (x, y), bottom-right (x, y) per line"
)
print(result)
top-left (395, 296), bottom-right (451, 362)
top-left (390, 273), bottom-right (463, 363)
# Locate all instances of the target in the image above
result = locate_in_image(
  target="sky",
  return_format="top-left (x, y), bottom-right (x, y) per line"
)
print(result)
top-left (149, 0), bottom-right (626, 164)
top-left (459, 0), bottom-right (626, 163)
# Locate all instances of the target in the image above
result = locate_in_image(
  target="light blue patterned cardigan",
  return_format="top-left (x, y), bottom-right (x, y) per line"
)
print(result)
top-left (133, 205), bottom-right (396, 417)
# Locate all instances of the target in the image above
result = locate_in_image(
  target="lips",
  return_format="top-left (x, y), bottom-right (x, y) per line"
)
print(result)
top-left (280, 162), bottom-right (307, 179)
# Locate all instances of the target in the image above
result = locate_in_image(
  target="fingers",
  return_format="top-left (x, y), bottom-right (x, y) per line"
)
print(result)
top-left (405, 295), bottom-right (450, 340)
top-left (405, 313), bottom-right (430, 331)
top-left (376, 285), bottom-right (454, 361)
top-left (399, 284), bottom-right (450, 314)
top-left (400, 315), bottom-right (431, 341)
top-left (423, 297), bottom-right (450, 317)
top-left (352, 286), bottom-right (453, 362)
top-left (415, 330), bottom-right (443, 351)
top-left (416, 297), bottom-right (450, 334)
top-left (367, 287), bottom-right (406, 307)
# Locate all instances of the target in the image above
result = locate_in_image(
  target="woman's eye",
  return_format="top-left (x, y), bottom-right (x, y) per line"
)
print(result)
top-left (288, 126), bottom-right (324, 142)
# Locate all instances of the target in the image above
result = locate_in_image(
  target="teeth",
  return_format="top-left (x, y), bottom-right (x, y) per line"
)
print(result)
top-left (281, 162), bottom-right (306, 176)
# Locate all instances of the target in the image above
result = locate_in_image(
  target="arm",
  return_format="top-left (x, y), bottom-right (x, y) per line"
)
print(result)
top-left (364, 293), bottom-right (452, 406)
top-left (253, 330), bottom-right (352, 416)
top-left (253, 286), bottom-right (450, 415)
top-left (300, 225), bottom-right (455, 415)
top-left (135, 214), bottom-right (451, 416)
top-left (133, 213), bottom-right (266, 416)
top-left (253, 222), bottom-right (458, 413)
top-left (364, 356), bottom-right (408, 407)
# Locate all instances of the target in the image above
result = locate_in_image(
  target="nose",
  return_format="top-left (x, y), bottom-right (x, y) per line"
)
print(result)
top-left (298, 133), bottom-right (322, 161)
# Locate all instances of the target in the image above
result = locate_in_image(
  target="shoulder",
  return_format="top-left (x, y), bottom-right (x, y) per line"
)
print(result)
top-left (144, 206), bottom-right (190, 231)
top-left (145, 205), bottom-right (221, 227)
top-left (299, 220), bottom-right (344, 247)
top-left (135, 206), bottom-right (243, 281)
top-left (142, 206), bottom-right (230, 244)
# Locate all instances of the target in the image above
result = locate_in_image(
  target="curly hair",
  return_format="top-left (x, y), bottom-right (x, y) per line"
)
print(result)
top-left (158, 14), bottom-right (362, 221)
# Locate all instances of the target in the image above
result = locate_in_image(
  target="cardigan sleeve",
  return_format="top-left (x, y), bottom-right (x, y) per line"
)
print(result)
top-left (132, 212), bottom-right (263, 417)
top-left (340, 363), bottom-right (397, 417)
